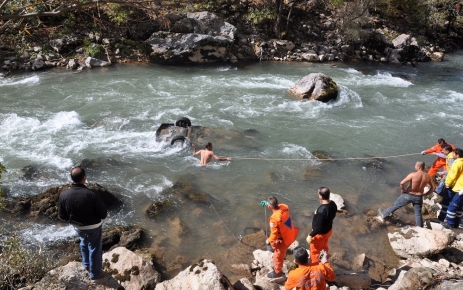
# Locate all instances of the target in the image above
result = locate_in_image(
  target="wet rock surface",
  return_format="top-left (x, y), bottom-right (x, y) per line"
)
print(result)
top-left (4, 183), bottom-right (121, 219)
top-left (288, 73), bottom-right (338, 102)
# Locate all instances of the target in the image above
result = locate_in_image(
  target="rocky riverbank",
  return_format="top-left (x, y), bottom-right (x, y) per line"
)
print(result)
top-left (4, 180), bottom-right (463, 289)
top-left (2, 1), bottom-right (460, 75)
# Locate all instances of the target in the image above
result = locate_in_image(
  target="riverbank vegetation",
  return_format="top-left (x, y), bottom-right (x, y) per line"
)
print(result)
top-left (0, 0), bottom-right (462, 63)
top-left (0, 233), bottom-right (60, 290)
top-left (0, 163), bottom-right (60, 290)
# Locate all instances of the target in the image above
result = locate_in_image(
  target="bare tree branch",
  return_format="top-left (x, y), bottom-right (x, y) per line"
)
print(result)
top-left (0, 0), bottom-right (11, 12)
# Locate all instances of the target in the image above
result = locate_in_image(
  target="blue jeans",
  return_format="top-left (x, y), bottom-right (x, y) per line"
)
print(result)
top-left (435, 177), bottom-right (446, 195)
top-left (446, 190), bottom-right (463, 227)
top-left (383, 193), bottom-right (423, 227)
top-left (75, 226), bottom-right (103, 279)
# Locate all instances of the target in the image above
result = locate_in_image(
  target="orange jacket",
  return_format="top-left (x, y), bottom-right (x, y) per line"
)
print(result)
top-left (268, 203), bottom-right (299, 247)
top-left (425, 142), bottom-right (455, 157)
top-left (284, 262), bottom-right (335, 290)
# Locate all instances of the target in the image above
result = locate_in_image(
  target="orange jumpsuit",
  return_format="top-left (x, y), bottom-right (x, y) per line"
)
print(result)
top-left (425, 142), bottom-right (455, 177)
top-left (268, 203), bottom-right (298, 274)
top-left (284, 261), bottom-right (335, 290)
top-left (309, 201), bottom-right (337, 263)
top-left (310, 229), bottom-right (332, 263)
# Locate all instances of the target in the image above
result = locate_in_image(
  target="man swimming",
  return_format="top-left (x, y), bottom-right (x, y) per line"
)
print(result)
top-left (192, 142), bottom-right (232, 165)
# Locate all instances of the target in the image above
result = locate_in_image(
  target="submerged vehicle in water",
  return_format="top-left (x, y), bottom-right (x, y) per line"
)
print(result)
top-left (156, 117), bottom-right (194, 145)
top-left (155, 117), bottom-right (260, 149)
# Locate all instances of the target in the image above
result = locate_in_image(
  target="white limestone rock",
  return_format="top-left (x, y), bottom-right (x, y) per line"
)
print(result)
top-left (85, 57), bottom-right (111, 68)
top-left (155, 259), bottom-right (233, 290)
top-left (388, 226), bottom-right (451, 259)
top-left (20, 261), bottom-right (122, 290)
top-left (103, 246), bottom-right (160, 290)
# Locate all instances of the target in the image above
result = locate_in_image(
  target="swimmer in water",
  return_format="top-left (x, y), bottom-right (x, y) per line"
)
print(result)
top-left (192, 142), bottom-right (232, 165)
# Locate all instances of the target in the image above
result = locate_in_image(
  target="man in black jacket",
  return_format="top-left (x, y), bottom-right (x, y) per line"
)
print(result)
top-left (59, 166), bottom-right (107, 280)
top-left (306, 187), bottom-right (337, 263)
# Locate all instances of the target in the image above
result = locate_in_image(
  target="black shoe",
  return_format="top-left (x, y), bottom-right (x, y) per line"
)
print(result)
top-left (267, 271), bottom-right (285, 278)
top-left (440, 222), bottom-right (452, 229)
top-left (91, 272), bottom-right (107, 280)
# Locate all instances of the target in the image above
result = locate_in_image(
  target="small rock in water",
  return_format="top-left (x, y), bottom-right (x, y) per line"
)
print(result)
top-left (362, 166), bottom-right (366, 171)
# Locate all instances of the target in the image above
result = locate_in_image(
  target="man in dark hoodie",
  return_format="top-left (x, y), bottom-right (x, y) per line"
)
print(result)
top-left (59, 166), bottom-right (107, 280)
top-left (306, 187), bottom-right (337, 263)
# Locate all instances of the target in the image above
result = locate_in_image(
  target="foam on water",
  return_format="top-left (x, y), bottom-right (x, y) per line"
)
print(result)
top-left (20, 224), bottom-right (77, 245)
top-left (41, 111), bottom-right (82, 132)
top-left (0, 113), bottom-right (79, 169)
top-left (0, 110), bottom-right (191, 171)
top-left (119, 173), bottom-right (172, 199)
top-left (341, 68), bottom-right (363, 75)
top-left (148, 139), bottom-right (191, 157)
top-left (447, 90), bottom-right (463, 102)
top-left (215, 66), bottom-right (236, 71)
top-left (333, 86), bottom-right (363, 109)
top-left (369, 92), bottom-right (389, 104)
top-left (0, 75), bottom-right (39, 86)
top-left (280, 143), bottom-right (315, 159)
top-left (343, 70), bottom-right (413, 87)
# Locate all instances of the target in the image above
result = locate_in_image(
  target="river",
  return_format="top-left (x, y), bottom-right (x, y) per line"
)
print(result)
top-left (1, 53), bottom-right (463, 278)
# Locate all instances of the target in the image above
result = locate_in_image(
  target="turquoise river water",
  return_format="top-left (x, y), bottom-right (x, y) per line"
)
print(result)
top-left (1, 53), bottom-right (463, 278)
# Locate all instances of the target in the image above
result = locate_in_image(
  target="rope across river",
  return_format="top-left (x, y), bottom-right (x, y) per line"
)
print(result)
top-left (223, 152), bottom-right (421, 161)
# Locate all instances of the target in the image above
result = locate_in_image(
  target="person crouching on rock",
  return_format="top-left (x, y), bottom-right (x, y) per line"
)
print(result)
top-left (284, 246), bottom-right (335, 290)
top-left (260, 196), bottom-right (299, 279)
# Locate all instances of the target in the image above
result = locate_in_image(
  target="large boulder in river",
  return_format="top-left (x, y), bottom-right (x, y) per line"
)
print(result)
top-left (288, 73), bottom-right (338, 102)
top-left (146, 12), bottom-right (236, 64)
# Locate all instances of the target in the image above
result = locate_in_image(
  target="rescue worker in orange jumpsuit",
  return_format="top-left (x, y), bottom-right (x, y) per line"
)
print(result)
top-left (260, 196), bottom-right (299, 279)
top-left (306, 187), bottom-right (337, 263)
top-left (422, 138), bottom-right (455, 178)
top-left (285, 246), bottom-right (335, 290)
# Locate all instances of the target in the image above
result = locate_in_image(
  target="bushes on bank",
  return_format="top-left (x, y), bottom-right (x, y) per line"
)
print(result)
top-left (0, 164), bottom-right (58, 289)
top-left (0, 232), bottom-right (59, 290)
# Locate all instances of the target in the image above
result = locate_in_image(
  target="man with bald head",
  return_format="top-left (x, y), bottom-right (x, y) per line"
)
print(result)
top-left (378, 162), bottom-right (435, 227)
top-left (59, 166), bottom-right (107, 280)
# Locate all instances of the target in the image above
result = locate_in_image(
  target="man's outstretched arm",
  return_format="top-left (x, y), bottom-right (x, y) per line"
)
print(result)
top-left (212, 154), bottom-right (232, 162)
